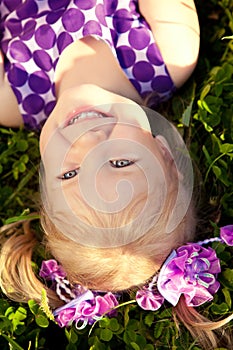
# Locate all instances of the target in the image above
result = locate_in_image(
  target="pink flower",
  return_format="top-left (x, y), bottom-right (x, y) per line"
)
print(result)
top-left (53, 291), bottom-right (119, 328)
top-left (56, 308), bottom-right (76, 327)
top-left (79, 293), bottom-right (118, 319)
top-left (136, 289), bottom-right (164, 311)
top-left (220, 225), bottom-right (233, 246)
top-left (157, 244), bottom-right (221, 307)
top-left (39, 259), bottom-right (66, 281)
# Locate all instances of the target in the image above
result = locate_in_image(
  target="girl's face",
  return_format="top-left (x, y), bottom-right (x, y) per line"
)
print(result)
top-left (40, 85), bottom-right (177, 246)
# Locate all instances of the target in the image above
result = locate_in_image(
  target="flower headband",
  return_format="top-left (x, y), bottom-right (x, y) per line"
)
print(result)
top-left (39, 225), bottom-right (233, 329)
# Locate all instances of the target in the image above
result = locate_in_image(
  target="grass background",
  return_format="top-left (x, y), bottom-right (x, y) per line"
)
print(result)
top-left (0, 0), bottom-right (233, 349)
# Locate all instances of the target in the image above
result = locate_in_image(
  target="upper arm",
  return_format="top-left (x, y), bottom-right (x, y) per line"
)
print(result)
top-left (0, 50), bottom-right (23, 127)
top-left (138, 0), bottom-right (200, 87)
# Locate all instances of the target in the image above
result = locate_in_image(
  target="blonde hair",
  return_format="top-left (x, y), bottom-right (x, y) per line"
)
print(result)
top-left (0, 148), bottom-right (232, 349)
top-left (0, 198), bottom-right (232, 349)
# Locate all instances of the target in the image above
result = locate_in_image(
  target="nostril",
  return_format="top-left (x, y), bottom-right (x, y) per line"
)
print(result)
top-left (71, 129), bottom-right (108, 148)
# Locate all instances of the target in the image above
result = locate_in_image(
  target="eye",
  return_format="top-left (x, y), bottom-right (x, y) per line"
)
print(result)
top-left (60, 169), bottom-right (79, 180)
top-left (110, 159), bottom-right (134, 168)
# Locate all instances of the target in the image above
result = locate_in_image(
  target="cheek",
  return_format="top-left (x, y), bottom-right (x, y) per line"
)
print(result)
top-left (39, 129), bottom-right (46, 155)
top-left (39, 117), bottom-right (59, 156)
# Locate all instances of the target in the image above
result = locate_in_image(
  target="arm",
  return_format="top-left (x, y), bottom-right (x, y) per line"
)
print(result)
top-left (0, 50), bottom-right (23, 127)
top-left (139, 0), bottom-right (200, 88)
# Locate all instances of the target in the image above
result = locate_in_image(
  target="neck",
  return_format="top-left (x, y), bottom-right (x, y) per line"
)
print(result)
top-left (54, 36), bottom-right (142, 104)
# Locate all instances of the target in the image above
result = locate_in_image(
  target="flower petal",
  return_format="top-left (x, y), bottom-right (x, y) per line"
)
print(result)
top-left (157, 250), bottom-right (182, 306)
top-left (157, 244), bottom-right (220, 307)
top-left (80, 293), bottom-right (118, 318)
top-left (184, 284), bottom-right (215, 307)
top-left (136, 289), bottom-right (164, 311)
top-left (53, 291), bottom-right (118, 327)
top-left (56, 308), bottom-right (76, 327)
top-left (39, 259), bottom-right (66, 280)
top-left (220, 225), bottom-right (233, 246)
top-left (53, 290), bottom-right (94, 317)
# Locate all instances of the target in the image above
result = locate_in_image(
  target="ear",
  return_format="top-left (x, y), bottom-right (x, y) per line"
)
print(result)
top-left (155, 135), bottom-right (174, 162)
top-left (156, 135), bottom-right (183, 181)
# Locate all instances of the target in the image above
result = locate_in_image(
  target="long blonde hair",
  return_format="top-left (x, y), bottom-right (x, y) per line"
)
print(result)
top-left (0, 199), bottom-right (232, 349)
top-left (1, 137), bottom-right (233, 350)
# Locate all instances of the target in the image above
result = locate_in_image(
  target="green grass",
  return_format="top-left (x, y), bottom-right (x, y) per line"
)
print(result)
top-left (0, 0), bottom-right (233, 349)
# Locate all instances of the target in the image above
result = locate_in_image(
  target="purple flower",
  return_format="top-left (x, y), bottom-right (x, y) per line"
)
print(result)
top-left (53, 291), bottom-right (119, 328)
top-left (220, 225), bottom-right (233, 246)
top-left (136, 289), bottom-right (164, 311)
top-left (157, 244), bottom-right (221, 307)
top-left (39, 259), bottom-right (66, 281)
top-left (56, 308), bottom-right (76, 327)
top-left (78, 293), bottom-right (118, 319)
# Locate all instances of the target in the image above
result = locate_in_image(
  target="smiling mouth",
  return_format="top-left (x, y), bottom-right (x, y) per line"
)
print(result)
top-left (68, 111), bottom-right (109, 125)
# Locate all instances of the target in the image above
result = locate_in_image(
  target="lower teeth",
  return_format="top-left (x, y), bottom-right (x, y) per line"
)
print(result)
top-left (69, 111), bottom-right (105, 125)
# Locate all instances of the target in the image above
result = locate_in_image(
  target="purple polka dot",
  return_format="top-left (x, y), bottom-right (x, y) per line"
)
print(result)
top-left (113, 9), bottom-right (132, 33)
top-left (16, 0), bottom-right (38, 20)
top-left (10, 40), bottom-right (32, 62)
top-left (62, 8), bottom-right (85, 32)
top-left (5, 19), bottom-right (22, 37)
top-left (46, 10), bottom-right (65, 25)
top-left (116, 46), bottom-right (136, 68)
top-left (95, 4), bottom-right (107, 26)
top-left (29, 71), bottom-right (51, 94)
top-left (129, 0), bottom-right (137, 12)
top-left (82, 20), bottom-right (102, 37)
top-left (1, 39), bottom-right (10, 54)
top-left (129, 79), bottom-right (141, 93)
top-left (8, 63), bottom-right (28, 86)
top-left (20, 20), bottom-right (37, 40)
top-left (57, 32), bottom-right (73, 54)
top-left (23, 94), bottom-right (44, 114)
top-left (12, 86), bottom-right (22, 104)
top-left (74, 0), bottom-right (96, 10)
top-left (33, 50), bottom-right (53, 71)
top-left (129, 27), bottom-right (150, 50)
top-left (48, 0), bottom-right (70, 10)
top-left (44, 100), bottom-right (56, 116)
top-left (3, 0), bottom-right (21, 12)
top-left (133, 61), bottom-right (154, 82)
top-left (23, 114), bottom-right (39, 130)
top-left (104, 0), bottom-right (118, 16)
top-left (147, 44), bottom-right (163, 66)
top-left (151, 76), bottom-right (174, 93)
top-left (35, 25), bottom-right (56, 49)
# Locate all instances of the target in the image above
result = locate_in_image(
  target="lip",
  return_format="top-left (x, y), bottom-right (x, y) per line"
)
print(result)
top-left (64, 105), bottom-right (93, 128)
top-left (64, 107), bottom-right (114, 128)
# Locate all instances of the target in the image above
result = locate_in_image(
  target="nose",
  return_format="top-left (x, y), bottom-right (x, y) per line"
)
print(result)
top-left (73, 128), bottom-right (108, 149)
top-left (63, 123), bottom-right (117, 161)
top-left (60, 118), bottom-right (116, 145)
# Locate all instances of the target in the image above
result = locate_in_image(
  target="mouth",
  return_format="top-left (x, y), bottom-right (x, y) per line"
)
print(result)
top-left (67, 110), bottom-right (109, 126)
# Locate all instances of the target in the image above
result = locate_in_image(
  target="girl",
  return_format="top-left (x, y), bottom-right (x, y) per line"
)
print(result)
top-left (2, 1), bottom-right (231, 349)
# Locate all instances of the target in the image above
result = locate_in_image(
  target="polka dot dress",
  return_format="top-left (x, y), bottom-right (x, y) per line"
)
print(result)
top-left (0, 0), bottom-right (175, 130)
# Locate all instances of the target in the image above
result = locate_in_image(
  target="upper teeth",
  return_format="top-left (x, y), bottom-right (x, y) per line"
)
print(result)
top-left (68, 111), bottom-right (106, 125)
